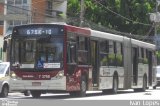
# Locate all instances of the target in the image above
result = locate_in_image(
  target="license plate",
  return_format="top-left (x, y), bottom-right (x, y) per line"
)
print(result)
top-left (32, 82), bottom-right (41, 86)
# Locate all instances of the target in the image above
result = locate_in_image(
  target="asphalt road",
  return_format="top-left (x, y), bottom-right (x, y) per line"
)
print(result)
top-left (0, 87), bottom-right (160, 106)
top-left (2, 87), bottom-right (160, 100)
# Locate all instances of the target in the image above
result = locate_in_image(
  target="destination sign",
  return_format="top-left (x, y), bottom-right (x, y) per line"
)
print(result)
top-left (13, 25), bottom-right (64, 36)
top-left (26, 28), bottom-right (58, 35)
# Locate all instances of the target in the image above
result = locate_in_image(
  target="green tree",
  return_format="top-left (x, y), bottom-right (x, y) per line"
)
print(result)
top-left (67, 0), bottom-right (156, 35)
top-left (67, 0), bottom-right (81, 26)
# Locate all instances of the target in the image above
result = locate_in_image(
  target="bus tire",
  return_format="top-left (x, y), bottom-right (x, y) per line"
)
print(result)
top-left (31, 91), bottom-right (41, 98)
top-left (111, 76), bottom-right (118, 94)
top-left (77, 76), bottom-right (87, 97)
top-left (141, 76), bottom-right (147, 92)
top-left (24, 90), bottom-right (30, 96)
top-left (134, 76), bottom-right (147, 92)
top-left (102, 89), bottom-right (112, 94)
top-left (153, 86), bottom-right (156, 89)
top-left (0, 85), bottom-right (9, 98)
top-left (69, 91), bottom-right (77, 97)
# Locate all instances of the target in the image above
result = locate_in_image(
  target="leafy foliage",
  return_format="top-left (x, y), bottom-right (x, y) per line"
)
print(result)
top-left (67, 0), bottom-right (160, 64)
top-left (67, 0), bottom-right (156, 36)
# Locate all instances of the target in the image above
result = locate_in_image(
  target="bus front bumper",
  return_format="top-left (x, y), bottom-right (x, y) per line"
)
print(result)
top-left (10, 77), bottom-right (66, 91)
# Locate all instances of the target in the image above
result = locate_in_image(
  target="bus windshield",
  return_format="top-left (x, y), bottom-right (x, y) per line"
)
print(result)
top-left (11, 37), bottom-right (63, 70)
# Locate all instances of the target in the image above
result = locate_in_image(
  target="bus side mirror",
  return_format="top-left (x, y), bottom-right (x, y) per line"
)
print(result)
top-left (3, 40), bottom-right (7, 52)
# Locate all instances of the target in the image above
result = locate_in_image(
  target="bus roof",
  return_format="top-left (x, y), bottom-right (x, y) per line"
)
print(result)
top-left (91, 29), bottom-right (124, 42)
top-left (131, 39), bottom-right (156, 50)
top-left (65, 25), bottom-right (91, 36)
top-left (91, 29), bottom-right (155, 50)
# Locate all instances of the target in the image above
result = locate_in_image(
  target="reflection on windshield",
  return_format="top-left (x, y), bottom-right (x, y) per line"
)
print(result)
top-left (0, 64), bottom-right (7, 74)
top-left (11, 37), bottom-right (63, 69)
top-left (37, 37), bottom-right (63, 69)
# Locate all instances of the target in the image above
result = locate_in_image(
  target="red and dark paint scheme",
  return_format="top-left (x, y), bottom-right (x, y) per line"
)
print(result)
top-left (65, 25), bottom-right (92, 91)
top-left (12, 25), bottom-right (93, 92)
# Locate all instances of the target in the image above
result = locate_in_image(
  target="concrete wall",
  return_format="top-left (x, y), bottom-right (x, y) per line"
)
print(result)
top-left (53, 1), bottom-right (67, 15)
top-left (0, 3), bottom-right (4, 35)
top-left (31, 0), bottom-right (67, 23)
top-left (0, 3), bottom-right (4, 13)
top-left (0, 26), bottom-right (3, 35)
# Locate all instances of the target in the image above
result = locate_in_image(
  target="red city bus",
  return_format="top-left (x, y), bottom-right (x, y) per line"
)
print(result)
top-left (9, 23), bottom-right (157, 98)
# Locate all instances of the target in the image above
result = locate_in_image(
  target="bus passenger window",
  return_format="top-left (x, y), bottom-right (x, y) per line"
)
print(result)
top-left (116, 42), bottom-right (123, 66)
top-left (78, 52), bottom-right (87, 65)
top-left (108, 41), bottom-right (116, 66)
top-left (100, 40), bottom-right (108, 66)
top-left (139, 48), bottom-right (143, 63)
top-left (67, 43), bottom-right (76, 63)
top-left (77, 37), bottom-right (88, 65)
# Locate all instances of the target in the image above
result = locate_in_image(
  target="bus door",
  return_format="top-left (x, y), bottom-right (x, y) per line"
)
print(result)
top-left (148, 51), bottom-right (153, 86)
top-left (91, 40), bottom-right (99, 86)
top-left (132, 47), bottom-right (138, 85)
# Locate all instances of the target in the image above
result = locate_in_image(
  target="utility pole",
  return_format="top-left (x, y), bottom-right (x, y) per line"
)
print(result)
top-left (80, 0), bottom-right (84, 27)
top-left (155, 0), bottom-right (158, 41)
top-left (150, 0), bottom-right (160, 49)
top-left (3, 0), bottom-right (7, 36)
top-left (155, 0), bottom-right (160, 50)
top-left (150, 0), bottom-right (160, 64)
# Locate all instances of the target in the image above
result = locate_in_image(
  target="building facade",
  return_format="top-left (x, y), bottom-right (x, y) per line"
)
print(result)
top-left (0, 3), bottom-right (4, 36)
top-left (0, 0), bottom-right (67, 61)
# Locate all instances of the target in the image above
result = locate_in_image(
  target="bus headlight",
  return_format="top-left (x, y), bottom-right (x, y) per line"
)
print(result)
top-left (51, 70), bottom-right (64, 80)
top-left (11, 73), bottom-right (16, 77)
top-left (58, 71), bottom-right (64, 77)
top-left (56, 70), bottom-right (64, 78)
top-left (10, 71), bottom-right (22, 80)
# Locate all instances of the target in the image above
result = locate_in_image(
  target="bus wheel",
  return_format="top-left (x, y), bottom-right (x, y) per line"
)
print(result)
top-left (77, 76), bottom-right (87, 97)
top-left (141, 77), bottom-right (147, 92)
top-left (31, 91), bottom-right (41, 98)
top-left (102, 89), bottom-right (112, 94)
top-left (111, 76), bottom-right (118, 94)
top-left (134, 77), bottom-right (147, 92)
top-left (153, 86), bottom-right (156, 89)
top-left (24, 90), bottom-right (30, 96)
top-left (69, 91), bottom-right (77, 97)
top-left (0, 85), bottom-right (9, 97)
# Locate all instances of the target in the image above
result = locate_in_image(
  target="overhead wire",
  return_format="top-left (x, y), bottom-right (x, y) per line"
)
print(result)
top-left (92, 0), bottom-right (155, 40)
top-left (94, 0), bottom-right (152, 26)
top-left (0, 0), bottom-right (155, 42)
